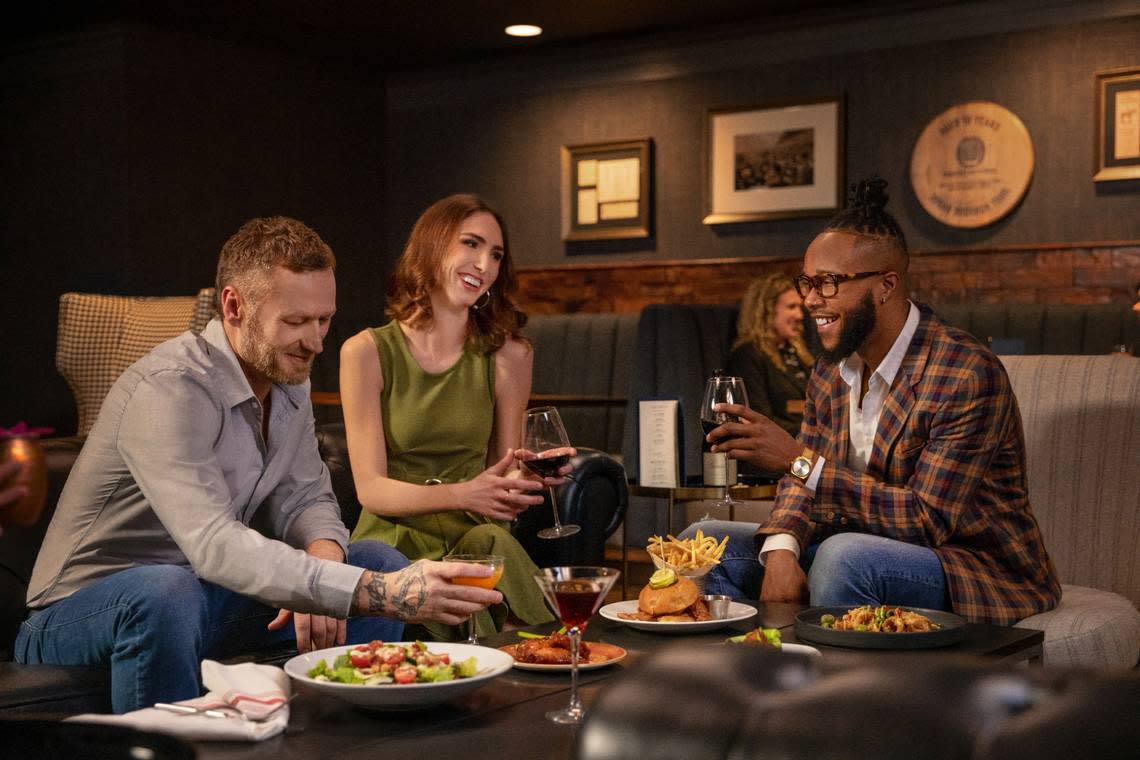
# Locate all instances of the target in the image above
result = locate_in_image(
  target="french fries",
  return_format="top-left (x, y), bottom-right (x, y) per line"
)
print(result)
top-left (646, 529), bottom-right (728, 571)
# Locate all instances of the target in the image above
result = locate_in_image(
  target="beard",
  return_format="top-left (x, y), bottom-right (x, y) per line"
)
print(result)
top-left (818, 291), bottom-right (877, 363)
top-left (240, 311), bottom-right (313, 386)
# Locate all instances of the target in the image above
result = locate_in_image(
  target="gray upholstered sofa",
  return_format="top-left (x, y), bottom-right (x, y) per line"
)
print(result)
top-left (1003, 355), bottom-right (1140, 668)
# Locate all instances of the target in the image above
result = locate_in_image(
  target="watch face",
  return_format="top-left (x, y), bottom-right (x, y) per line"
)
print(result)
top-left (791, 457), bottom-right (811, 478)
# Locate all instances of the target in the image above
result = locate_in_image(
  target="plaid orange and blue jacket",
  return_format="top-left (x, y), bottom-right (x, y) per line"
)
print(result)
top-left (760, 308), bottom-right (1061, 625)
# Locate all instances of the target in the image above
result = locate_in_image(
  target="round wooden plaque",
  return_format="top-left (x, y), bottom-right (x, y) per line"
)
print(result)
top-left (910, 101), bottom-right (1034, 229)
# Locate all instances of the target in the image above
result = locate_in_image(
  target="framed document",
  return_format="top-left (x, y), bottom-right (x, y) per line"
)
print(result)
top-left (1094, 66), bottom-right (1140, 183)
top-left (561, 139), bottom-right (653, 241)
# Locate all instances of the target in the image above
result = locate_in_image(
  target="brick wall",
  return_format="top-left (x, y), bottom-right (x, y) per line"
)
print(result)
top-left (516, 242), bottom-right (1140, 315)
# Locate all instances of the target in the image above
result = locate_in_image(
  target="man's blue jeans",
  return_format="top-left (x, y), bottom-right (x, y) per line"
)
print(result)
top-left (15, 540), bottom-right (408, 713)
top-left (679, 520), bottom-right (949, 609)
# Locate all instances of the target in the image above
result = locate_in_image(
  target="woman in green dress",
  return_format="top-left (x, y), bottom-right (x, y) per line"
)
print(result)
top-left (340, 194), bottom-right (559, 639)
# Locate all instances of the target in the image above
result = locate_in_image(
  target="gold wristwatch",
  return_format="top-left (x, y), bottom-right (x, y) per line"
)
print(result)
top-left (789, 448), bottom-right (815, 481)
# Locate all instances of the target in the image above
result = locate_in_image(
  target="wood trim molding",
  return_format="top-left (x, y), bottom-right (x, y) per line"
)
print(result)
top-left (515, 239), bottom-right (1140, 274)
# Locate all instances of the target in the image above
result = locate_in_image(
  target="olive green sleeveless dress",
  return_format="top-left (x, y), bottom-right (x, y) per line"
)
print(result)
top-left (349, 321), bottom-right (554, 638)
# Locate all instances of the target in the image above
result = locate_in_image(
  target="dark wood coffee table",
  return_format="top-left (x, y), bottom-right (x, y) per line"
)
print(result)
top-left (191, 602), bottom-right (1043, 759)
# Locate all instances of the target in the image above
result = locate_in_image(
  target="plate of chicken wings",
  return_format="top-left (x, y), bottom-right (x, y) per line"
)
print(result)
top-left (497, 632), bottom-right (627, 672)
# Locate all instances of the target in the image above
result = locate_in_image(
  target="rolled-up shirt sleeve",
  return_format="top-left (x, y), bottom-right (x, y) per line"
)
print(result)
top-left (117, 370), bottom-right (363, 617)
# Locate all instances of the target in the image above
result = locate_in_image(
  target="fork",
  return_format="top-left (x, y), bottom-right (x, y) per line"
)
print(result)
top-left (154, 696), bottom-right (293, 722)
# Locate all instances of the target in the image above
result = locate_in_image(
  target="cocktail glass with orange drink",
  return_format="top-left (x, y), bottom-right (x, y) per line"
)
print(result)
top-left (446, 554), bottom-right (504, 644)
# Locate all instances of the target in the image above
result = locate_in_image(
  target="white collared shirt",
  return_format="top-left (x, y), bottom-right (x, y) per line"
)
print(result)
top-left (760, 302), bottom-right (921, 563)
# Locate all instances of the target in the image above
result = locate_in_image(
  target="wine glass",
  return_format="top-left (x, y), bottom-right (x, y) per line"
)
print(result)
top-left (445, 553), bottom-right (504, 644)
top-left (532, 566), bottom-right (620, 724)
top-left (522, 406), bottom-right (581, 539)
top-left (700, 374), bottom-right (749, 511)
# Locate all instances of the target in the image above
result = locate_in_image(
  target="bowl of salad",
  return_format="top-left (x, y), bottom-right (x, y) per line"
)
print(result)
top-left (284, 640), bottom-right (513, 709)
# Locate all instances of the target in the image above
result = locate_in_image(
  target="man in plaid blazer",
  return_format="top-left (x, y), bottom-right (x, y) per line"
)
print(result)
top-left (688, 179), bottom-right (1059, 625)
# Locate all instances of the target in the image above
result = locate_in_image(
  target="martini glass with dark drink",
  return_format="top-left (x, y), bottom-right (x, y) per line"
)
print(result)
top-left (532, 566), bottom-right (620, 724)
top-left (522, 406), bottom-right (580, 539)
top-left (700, 372), bottom-right (750, 510)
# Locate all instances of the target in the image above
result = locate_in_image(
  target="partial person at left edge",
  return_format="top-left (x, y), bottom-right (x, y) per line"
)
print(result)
top-left (16, 217), bottom-right (503, 713)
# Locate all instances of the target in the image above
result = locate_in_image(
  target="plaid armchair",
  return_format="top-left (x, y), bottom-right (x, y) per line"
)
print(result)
top-left (55, 289), bottom-right (217, 436)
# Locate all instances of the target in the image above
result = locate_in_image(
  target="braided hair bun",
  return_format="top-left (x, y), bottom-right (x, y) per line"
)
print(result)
top-left (825, 175), bottom-right (907, 253)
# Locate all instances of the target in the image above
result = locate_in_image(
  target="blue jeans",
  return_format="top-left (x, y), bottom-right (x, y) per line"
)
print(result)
top-left (15, 540), bottom-right (408, 713)
top-left (679, 520), bottom-right (949, 609)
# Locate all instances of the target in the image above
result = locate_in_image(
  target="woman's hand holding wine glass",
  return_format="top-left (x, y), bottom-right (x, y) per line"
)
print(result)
top-left (521, 407), bottom-right (581, 539)
top-left (455, 449), bottom-right (546, 521)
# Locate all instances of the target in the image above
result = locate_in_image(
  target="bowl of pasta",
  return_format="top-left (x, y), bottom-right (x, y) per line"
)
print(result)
top-left (793, 605), bottom-right (966, 649)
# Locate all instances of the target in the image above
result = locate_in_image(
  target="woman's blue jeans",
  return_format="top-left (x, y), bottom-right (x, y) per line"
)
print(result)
top-left (15, 540), bottom-right (408, 713)
top-left (679, 520), bottom-right (949, 609)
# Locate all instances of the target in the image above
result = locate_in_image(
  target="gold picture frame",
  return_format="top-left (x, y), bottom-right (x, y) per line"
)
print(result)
top-left (1094, 66), bottom-right (1140, 183)
top-left (704, 95), bottom-right (844, 224)
top-left (560, 139), bottom-right (652, 241)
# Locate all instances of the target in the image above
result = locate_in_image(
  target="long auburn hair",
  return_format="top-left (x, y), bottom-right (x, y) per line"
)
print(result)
top-left (386, 194), bottom-right (528, 353)
top-left (733, 272), bottom-right (814, 373)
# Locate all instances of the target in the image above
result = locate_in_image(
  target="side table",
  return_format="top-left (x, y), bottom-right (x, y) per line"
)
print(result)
top-left (621, 483), bottom-right (776, 599)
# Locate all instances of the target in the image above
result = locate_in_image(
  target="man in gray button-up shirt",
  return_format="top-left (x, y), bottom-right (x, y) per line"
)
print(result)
top-left (17, 217), bottom-right (502, 713)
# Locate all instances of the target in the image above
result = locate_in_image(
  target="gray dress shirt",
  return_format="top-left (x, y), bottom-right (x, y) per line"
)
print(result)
top-left (27, 318), bottom-right (364, 617)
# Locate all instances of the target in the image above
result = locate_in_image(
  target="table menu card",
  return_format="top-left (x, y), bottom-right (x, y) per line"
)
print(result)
top-left (638, 399), bottom-right (681, 488)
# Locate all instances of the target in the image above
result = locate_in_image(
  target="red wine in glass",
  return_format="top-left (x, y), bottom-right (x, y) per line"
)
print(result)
top-left (700, 373), bottom-right (749, 506)
top-left (523, 407), bottom-right (580, 539)
top-left (524, 454), bottom-right (571, 478)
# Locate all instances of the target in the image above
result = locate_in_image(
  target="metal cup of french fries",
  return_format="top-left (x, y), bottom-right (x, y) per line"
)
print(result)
top-left (646, 529), bottom-right (728, 594)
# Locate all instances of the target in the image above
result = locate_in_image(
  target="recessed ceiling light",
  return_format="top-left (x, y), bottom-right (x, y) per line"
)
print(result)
top-left (505, 24), bottom-right (543, 37)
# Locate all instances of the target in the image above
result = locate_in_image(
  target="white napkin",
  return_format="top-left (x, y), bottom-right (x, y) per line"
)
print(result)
top-left (67, 659), bottom-right (291, 742)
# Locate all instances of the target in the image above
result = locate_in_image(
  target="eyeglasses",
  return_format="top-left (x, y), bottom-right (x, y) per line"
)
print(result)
top-left (793, 271), bottom-right (889, 299)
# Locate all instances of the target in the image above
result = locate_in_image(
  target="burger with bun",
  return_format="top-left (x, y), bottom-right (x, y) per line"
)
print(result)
top-left (618, 568), bottom-right (711, 622)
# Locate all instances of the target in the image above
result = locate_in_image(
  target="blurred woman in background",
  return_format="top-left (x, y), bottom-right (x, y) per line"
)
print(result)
top-left (726, 272), bottom-right (815, 440)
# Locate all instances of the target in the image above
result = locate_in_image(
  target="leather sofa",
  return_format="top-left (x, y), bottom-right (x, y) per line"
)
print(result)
top-left (576, 643), bottom-right (1140, 760)
top-left (0, 424), bottom-right (628, 715)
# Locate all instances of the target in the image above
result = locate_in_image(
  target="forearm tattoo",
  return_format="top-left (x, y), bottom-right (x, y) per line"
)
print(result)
top-left (360, 561), bottom-right (428, 620)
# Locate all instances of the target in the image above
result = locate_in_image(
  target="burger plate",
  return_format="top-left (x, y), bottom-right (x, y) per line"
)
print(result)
top-left (599, 600), bottom-right (758, 632)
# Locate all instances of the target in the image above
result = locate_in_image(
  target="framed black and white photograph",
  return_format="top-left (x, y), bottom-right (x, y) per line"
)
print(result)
top-left (703, 96), bottom-right (843, 224)
top-left (561, 139), bottom-right (652, 241)
top-left (1094, 66), bottom-right (1140, 183)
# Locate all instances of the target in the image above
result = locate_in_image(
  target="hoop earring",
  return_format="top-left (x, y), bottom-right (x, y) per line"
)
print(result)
top-left (472, 289), bottom-right (492, 310)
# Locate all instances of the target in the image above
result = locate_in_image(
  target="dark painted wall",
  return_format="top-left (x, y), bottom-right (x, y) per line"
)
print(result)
top-left (385, 15), bottom-right (1140, 271)
top-left (1, 23), bottom-right (385, 435)
top-left (3, 9), bottom-right (1138, 435)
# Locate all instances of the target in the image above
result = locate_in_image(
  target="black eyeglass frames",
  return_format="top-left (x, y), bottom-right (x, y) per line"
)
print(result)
top-left (793, 271), bottom-right (889, 299)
